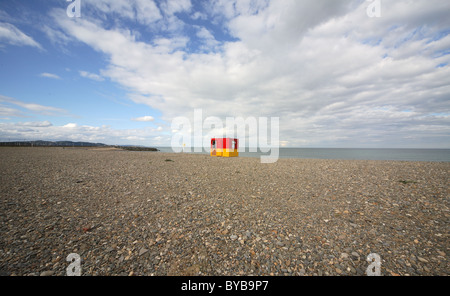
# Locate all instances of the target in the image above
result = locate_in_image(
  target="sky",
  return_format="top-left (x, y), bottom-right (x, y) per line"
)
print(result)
top-left (0, 0), bottom-right (449, 148)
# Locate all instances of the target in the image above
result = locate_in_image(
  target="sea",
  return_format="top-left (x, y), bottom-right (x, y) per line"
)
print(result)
top-left (155, 147), bottom-right (450, 162)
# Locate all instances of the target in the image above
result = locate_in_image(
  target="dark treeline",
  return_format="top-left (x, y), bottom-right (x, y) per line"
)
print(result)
top-left (0, 140), bottom-right (107, 147)
top-left (0, 141), bottom-right (159, 151)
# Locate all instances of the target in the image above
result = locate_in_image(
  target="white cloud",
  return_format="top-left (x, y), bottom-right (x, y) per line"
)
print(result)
top-left (159, 0), bottom-right (192, 15)
top-left (14, 102), bottom-right (62, 115)
top-left (63, 123), bottom-right (77, 128)
top-left (0, 95), bottom-right (68, 116)
top-left (0, 105), bottom-right (24, 117)
top-left (79, 70), bottom-right (104, 81)
top-left (39, 72), bottom-right (61, 80)
top-left (196, 26), bottom-right (220, 50)
top-left (191, 11), bottom-right (207, 20)
top-left (41, 25), bottom-right (71, 49)
top-left (132, 116), bottom-right (154, 122)
top-left (0, 22), bottom-right (42, 49)
top-left (82, 0), bottom-right (191, 29)
top-left (206, 0), bottom-right (270, 20)
top-left (84, 0), bottom-right (159, 24)
top-left (134, 0), bottom-right (163, 25)
top-left (16, 121), bottom-right (53, 127)
top-left (123, 136), bottom-right (145, 141)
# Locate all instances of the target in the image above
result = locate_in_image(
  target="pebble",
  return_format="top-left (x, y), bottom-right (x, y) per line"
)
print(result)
top-left (417, 257), bottom-right (428, 263)
top-left (139, 248), bottom-right (149, 256)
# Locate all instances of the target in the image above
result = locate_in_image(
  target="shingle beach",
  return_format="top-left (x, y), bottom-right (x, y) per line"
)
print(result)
top-left (0, 147), bottom-right (448, 276)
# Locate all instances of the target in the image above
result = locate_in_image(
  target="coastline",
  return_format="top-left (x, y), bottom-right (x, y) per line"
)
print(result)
top-left (0, 147), bottom-right (448, 276)
top-left (156, 147), bottom-right (450, 162)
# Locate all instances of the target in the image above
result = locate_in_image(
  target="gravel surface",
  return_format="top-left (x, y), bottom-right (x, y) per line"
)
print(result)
top-left (0, 147), bottom-right (448, 276)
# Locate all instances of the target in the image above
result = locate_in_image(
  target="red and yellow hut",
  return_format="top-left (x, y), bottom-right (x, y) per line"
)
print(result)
top-left (211, 138), bottom-right (238, 157)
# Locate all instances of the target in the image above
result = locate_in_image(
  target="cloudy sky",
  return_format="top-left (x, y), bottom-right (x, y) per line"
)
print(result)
top-left (0, 0), bottom-right (449, 148)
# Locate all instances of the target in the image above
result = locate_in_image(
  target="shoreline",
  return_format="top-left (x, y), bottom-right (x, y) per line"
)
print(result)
top-left (2, 146), bottom-right (449, 162)
top-left (0, 147), bottom-right (448, 276)
top-left (155, 147), bottom-right (450, 163)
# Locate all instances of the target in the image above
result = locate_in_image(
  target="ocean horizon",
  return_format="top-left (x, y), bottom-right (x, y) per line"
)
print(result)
top-left (155, 147), bottom-right (450, 162)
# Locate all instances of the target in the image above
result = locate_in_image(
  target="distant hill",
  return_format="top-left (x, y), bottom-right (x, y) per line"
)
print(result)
top-left (118, 146), bottom-right (158, 151)
top-left (0, 140), bottom-right (108, 147)
top-left (0, 140), bottom-right (159, 151)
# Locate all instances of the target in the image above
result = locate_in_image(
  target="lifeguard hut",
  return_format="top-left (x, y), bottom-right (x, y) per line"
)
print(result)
top-left (211, 138), bottom-right (239, 157)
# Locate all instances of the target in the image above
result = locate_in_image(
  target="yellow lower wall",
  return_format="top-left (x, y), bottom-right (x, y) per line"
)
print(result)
top-left (222, 149), bottom-right (239, 157)
top-left (211, 149), bottom-right (238, 157)
top-left (211, 148), bottom-right (223, 157)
